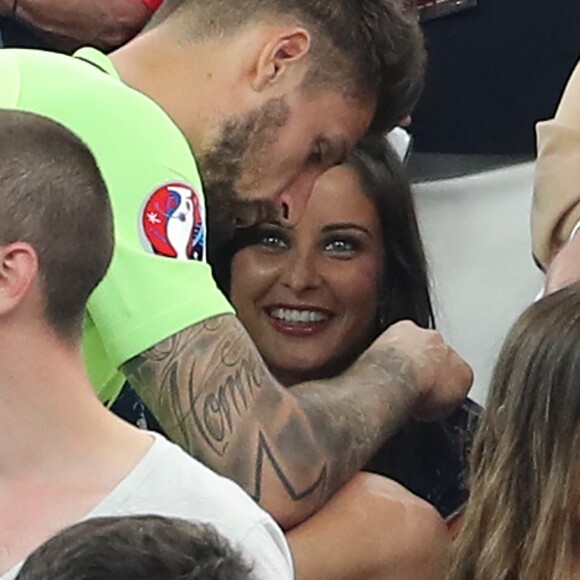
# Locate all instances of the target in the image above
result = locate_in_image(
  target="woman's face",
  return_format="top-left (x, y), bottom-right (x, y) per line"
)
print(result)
top-left (230, 165), bottom-right (384, 385)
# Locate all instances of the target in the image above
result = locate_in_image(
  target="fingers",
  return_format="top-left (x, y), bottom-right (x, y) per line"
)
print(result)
top-left (412, 344), bottom-right (473, 421)
top-left (377, 321), bottom-right (473, 421)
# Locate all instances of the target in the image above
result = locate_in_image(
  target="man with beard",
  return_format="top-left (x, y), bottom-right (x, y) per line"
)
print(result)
top-left (0, 0), bottom-right (472, 529)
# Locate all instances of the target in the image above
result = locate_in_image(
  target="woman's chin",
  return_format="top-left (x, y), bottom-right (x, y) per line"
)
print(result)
top-left (268, 354), bottom-right (358, 388)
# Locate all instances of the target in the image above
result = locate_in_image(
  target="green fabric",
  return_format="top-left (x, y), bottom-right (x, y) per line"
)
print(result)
top-left (0, 47), bottom-right (234, 404)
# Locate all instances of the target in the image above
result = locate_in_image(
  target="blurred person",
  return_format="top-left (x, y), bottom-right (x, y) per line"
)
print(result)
top-left (212, 137), bottom-right (476, 579)
top-left (0, 110), bottom-right (292, 580)
top-left (0, 0), bottom-right (156, 50)
top-left (449, 283), bottom-right (580, 580)
top-left (0, 0), bottom-right (473, 529)
top-left (532, 61), bottom-right (580, 295)
top-left (15, 516), bottom-right (253, 580)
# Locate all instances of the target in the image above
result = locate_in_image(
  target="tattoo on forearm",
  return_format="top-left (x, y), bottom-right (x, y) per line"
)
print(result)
top-left (252, 431), bottom-right (327, 503)
top-left (123, 316), bottom-right (330, 508)
top-left (192, 354), bottom-right (263, 456)
top-left (125, 317), bottom-right (262, 452)
top-left (123, 315), bottom-right (416, 519)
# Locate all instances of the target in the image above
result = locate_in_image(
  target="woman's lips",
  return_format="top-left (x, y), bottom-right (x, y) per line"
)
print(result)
top-left (264, 306), bottom-right (333, 337)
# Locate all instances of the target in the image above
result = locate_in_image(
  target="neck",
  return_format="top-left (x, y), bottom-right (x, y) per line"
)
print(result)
top-left (109, 28), bottom-right (228, 154)
top-left (0, 323), bottom-right (141, 480)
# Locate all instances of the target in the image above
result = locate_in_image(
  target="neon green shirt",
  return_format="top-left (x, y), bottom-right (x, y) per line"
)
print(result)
top-left (0, 47), bottom-right (233, 403)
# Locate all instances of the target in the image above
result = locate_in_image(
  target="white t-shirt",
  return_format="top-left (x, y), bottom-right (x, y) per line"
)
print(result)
top-left (2, 433), bottom-right (294, 580)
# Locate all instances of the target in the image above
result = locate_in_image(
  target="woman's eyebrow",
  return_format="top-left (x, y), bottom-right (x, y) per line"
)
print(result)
top-left (321, 222), bottom-right (373, 236)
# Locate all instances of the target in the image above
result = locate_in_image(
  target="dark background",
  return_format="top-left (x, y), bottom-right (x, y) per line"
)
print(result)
top-left (412, 0), bottom-right (580, 155)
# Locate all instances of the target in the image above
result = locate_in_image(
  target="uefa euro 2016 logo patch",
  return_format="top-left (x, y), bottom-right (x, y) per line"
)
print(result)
top-left (139, 182), bottom-right (205, 261)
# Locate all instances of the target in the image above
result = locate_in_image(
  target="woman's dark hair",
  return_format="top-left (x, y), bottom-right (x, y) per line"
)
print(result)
top-left (211, 134), bottom-right (434, 339)
top-left (349, 135), bottom-right (434, 335)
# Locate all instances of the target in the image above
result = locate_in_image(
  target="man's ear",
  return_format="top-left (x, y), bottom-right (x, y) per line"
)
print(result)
top-left (0, 243), bottom-right (39, 316)
top-left (252, 28), bottom-right (311, 92)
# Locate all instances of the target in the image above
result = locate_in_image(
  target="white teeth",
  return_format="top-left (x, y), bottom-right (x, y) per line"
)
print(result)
top-left (270, 308), bottom-right (328, 323)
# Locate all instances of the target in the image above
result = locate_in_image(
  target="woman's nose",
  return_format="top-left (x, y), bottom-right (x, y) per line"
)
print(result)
top-left (281, 252), bottom-right (321, 293)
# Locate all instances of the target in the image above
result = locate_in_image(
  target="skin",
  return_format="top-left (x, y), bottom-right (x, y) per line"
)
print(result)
top-left (111, 24), bottom-right (373, 225)
top-left (546, 232), bottom-right (580, 295)
top-left (109, 18), bottom-right (473, 528)
top-left (543, 64), bottom-right (580, 295)
top-left (230, 165), bottom-right (385, 385)
top-left (0, 241), bottom-right (153, 573)
top-left (231, 166), bottom-right (451, 578)
top-left (0, 0), bottom-right (152, 51)
top-left (287, 473), bottom-right (450, 580)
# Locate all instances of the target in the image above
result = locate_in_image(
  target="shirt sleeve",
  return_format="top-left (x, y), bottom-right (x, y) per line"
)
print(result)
top-left (532, 61), bottom-right (580, 268)
top-left (84, 90), bottom-right (234, 372)
top-left (87, 168), bottom-right (234, 371)
top-left (237, 520), bottom-right (295, 580)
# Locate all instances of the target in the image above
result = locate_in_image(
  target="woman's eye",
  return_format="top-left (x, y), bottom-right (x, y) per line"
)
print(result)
top-left (259, 233), bottom-right (288, 250)
top-left (325, 239), bottom-right (358, 253)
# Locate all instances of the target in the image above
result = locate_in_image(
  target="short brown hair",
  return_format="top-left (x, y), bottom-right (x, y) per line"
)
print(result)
top-left (0, 110), bottom-right (113, 340)
top-left (16, 515), bottom-right (254, 580)
top-left (150, 0), bottom-right (426, 133)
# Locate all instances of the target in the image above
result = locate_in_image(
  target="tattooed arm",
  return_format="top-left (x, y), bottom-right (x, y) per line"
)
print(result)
top-left (123, 315), bottom-right (471, 529)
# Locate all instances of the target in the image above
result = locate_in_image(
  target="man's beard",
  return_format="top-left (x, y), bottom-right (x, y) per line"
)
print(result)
top-left (197, 98), bottom-right (290, 249)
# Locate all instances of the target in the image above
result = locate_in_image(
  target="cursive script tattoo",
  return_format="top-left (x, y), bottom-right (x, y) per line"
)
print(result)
top-left (123, 313), bottom-right (417, 528)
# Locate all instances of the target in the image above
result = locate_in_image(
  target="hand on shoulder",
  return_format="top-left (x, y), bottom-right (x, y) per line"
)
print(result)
top-left (370, 321), bottom-right (473, 421)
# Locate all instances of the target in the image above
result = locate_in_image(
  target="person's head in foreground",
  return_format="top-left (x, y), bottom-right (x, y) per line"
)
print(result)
top-left (450, 283), bottom-right (580, 580)
top-left (0, 111), bottom-right (292, 580)
top-left (213, 135), bottom-right (433, 385)
top-left (0, 109), bottom-right (113, 344)
top-left (14, 516), bottom-right (253, 580)
top-left (133, 0), bottom-right (426, 235)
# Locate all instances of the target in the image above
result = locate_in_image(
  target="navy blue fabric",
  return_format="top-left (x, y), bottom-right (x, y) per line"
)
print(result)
top-left (412, 0), bottom-right (580, 154)
top-left (0, 17), bottom-right (47, 49)
top-left (366, 399), bottom-right (481, 519)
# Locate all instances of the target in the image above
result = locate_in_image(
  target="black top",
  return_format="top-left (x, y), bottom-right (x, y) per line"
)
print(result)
top-left (366, 399), bottom-right (481, 519)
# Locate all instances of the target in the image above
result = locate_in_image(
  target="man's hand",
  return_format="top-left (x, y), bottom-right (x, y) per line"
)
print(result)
top-left (11, 0), bottom-right (153, 51)
top-left (373, 321), bottom-right (473, 421)
top-left (545, 232), bottom-right (580, 295)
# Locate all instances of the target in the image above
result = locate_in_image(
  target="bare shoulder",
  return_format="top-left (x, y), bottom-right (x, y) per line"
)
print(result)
top-left (342, 473), bottom-right (450, 579)
top-left (342, 472), bottom-right (447, 530)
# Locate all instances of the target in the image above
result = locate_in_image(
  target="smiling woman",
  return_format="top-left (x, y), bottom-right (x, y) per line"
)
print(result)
top-left (229, 162), bottom-right (386, 385)
top-left (112, 136), bottom-right (474, 529)
top-left (211, 137), bottom-right (476, 579)
top-left (216, 136), bottom-right (434, 385)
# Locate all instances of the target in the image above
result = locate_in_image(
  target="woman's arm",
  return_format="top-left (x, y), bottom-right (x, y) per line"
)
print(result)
top-left (287, 472), bottom-right (450, 580)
